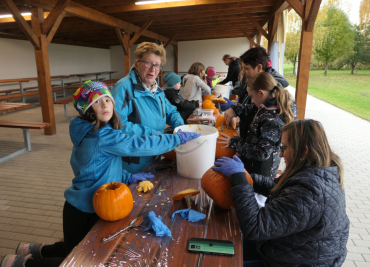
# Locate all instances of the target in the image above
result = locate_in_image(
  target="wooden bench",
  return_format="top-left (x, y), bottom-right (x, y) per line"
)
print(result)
top-left (54, 97), bottom-right (73, 118)
top-left (0, 87), bottom-right (70, 102)
top-left (0, 120), bottom-right (51, 164)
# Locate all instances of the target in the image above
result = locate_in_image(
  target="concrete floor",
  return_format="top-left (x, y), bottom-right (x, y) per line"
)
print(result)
top-left (1, 89), bottom-right (370, 266)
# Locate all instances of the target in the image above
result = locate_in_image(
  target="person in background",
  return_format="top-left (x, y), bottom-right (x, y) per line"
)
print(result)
top-left (0, 81), bottom-right (200, 267)
top-left (219, 54), bottom-right (241, 86)
top-left (213, 119), bottom-right (349, 266)
top-left (182, 62), bottom-right (211, 101)
top-left (112, 42), bottom-right (184, 174)
top-left (224, 47), bottom-right (294, 148)
top-left (205, 67), bottom-right (219, 89)
top-left (218, 72), bottom-right (295, 178)
top-left (231, 59), bottom-right (247, 97)
top-left (164, 72), bottom-right (201, 122)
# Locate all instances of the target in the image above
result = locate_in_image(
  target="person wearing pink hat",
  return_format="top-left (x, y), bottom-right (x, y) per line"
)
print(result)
top-left (205, 67), bottom-right (219, 89)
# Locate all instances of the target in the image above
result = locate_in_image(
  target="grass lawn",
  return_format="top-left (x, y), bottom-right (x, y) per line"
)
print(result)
top-left (283, 64), bottom-right (370, 121)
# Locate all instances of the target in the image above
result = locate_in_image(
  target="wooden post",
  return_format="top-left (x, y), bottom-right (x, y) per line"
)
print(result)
top-left (174, 44), bottom-right (178, 74)
top-left (31, 7), bottom-right (56, 135)
top-left (124, 32), bottom-right (131, 76)
top-left (295, 0), bottom-right (320, 119)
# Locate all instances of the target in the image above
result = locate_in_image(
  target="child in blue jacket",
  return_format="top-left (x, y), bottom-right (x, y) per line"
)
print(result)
top-left (0, 81), bottom-right (199, 267)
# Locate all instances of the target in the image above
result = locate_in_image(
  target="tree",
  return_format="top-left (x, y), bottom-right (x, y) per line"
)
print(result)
top-left (345, 25), bottom-right (370, 74)
top-left (360, 0), bottom-right (370, 35)
top-left (285, 11), bottom-right (301, 75)
top-left (314, 5), bottom-right (354, 75)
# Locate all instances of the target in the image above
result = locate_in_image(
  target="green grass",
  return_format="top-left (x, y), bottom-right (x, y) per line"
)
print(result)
top-left (283, 64), bottom-right (370, 121)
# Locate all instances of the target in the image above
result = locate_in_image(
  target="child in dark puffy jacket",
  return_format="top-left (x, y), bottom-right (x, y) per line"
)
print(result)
top-left (164, 72), bottom-right (202, 122)
top-left (218, 72), bottom-right (295, 178)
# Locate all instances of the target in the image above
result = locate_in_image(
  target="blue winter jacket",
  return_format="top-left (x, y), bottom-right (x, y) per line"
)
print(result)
top-left (64, 117), bottom-right (181, 213)
top-left (112, 67), bottom-right (184, 173)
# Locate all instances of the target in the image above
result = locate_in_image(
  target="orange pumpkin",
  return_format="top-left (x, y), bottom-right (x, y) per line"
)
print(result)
top-left (216, 126), bottom-right (238, 159)
top-left (215, 115), bottom-right (225, 128)
top-left (203, 100), bottom-right (216, 110)
top-left (163, 150), bottom-right (176, 160)
top-left (203, 94), bottom-right (215, 101)
top-left (93, 182), bottom-right (133, 221)
top-left (201, 167), bottom-right (253, 209)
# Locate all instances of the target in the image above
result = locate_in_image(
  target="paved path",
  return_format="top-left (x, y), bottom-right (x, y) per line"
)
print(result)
top-left (0, 89), bottom-right (370, 265)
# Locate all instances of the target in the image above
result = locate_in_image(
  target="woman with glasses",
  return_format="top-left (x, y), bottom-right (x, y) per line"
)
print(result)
top-left (112, 42), bottom-right (184, 174)
top-left (213, 119), bottom-right (349, 266)
top-left (218, 72), bottom-right (294, 178)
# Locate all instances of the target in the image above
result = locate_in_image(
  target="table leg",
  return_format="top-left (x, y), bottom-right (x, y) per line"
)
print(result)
top-left (79, 76), bottom-right (82, 84)
top-left (64, 103), bottom-right (68, 118)
top-left (61, 78), bottom-right (66, 97)
top-left (96, 75), bottom-right (99, 81)
top-left (20, 82), bottom-right (25, 103)
top-left (109, 73), bottom-right (112, 80)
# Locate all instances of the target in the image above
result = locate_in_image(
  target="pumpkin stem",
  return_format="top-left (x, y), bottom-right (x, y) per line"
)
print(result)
top-left (185, 195), bottom-right (192, 209)
top-left (106, 183), bottom-right (119, 190)
top-left (220, 123), bottom-right (224, 132)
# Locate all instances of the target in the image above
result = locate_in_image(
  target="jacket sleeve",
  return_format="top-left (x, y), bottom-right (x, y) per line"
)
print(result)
top-left (229, 116), bottom-right (282, 161)
top-left (169, 94), bottom-right (199, 111)
top-left (98, 126), bottom-right (181, 157)
top-left (231, 178), bottom-right (324, 240)
top-left (195, 76), bottom-right (211, 94)
top-left (273, 71), bottom-right (289, 88)
top-left (251, 173), bottom-right (276, 196)
top-left (112, 81), bottom-right (157, 136)
top-left (164, 97), bottom-right (184, 129)
top-left (220, 68), bottom-right (232, 84)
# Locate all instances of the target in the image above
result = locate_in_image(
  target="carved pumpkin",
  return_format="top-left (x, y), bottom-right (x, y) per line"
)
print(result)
top-left (201, 167), bottom-right (253, 209)
top-left (203, 94), bottom-right (215, 101)
top-left (215, 115), bottom-right (225, 128)
top-left (93, 182), bottom-right (133, 221)
top-left (203, 100), bottom-right (216, 110)
top-left (163, 150), bottom-right (176, 160)
top-left (216, 126), bottom-right (238, 159)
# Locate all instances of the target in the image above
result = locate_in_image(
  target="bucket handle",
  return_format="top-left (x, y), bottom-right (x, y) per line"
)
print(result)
top-left (174, 140), bottom-right (208, 154)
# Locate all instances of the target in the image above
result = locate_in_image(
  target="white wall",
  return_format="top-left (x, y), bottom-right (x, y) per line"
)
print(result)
top-left (178, 37), bottom-right (250, 74)
top-left (0, 38), bottom-right (111, 89)
top-left (109, 43), bottom-right (176, 80)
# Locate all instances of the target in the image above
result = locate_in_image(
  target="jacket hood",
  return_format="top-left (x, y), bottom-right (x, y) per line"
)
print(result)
top-left (229, 58), bottom-right (239, 66)
top-left (70, 117), bottom-right (95, 146)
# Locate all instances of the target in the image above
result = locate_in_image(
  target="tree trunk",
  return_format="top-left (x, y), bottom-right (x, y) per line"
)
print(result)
top-left (324, 63), bottom-right (328, 76)
top-left (351, 63), bottom-right (356, 74)
top-left (293, 62), bottom-right (296, 75)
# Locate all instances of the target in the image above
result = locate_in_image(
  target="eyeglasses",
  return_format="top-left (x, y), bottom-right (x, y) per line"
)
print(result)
top-left (280, 144), bottom-right (288, 155)
top-left (138, 60), bottom-right (162, 70)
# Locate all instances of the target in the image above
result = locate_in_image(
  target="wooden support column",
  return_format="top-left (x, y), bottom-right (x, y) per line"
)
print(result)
top-left (240, 28), bottom-right (258, 47)
top-left (124, 32), bottom-right (131, 76)
top-left (256, 33), bottom-right (262, 46)
top-left (174, 44), bottom-right (178, 74)
top-left (31, 7), bottom-right (56, 134)
top-left (295, 0), bottom-right (321, 119)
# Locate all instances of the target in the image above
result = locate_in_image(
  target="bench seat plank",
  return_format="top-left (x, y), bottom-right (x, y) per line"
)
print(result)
top-left (0, 120), bottom-right (51, 129)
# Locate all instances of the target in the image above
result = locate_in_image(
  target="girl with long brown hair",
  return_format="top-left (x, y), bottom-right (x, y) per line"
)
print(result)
top-left (182, 62), bottom-right (211, 101)
top-left (219, 72), bottom-right (294, 177)
top-left (213, 119), bottom-right (349, 266)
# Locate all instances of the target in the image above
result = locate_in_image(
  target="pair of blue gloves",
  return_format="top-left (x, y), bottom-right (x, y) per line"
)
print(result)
top-left (212, 155), bottom-right (244, 178)
top-left (220, 97), bottom-right (236, 112)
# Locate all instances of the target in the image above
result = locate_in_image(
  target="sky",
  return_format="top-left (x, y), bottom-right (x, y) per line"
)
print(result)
top-left (340, 0), bottom-right (361, 25)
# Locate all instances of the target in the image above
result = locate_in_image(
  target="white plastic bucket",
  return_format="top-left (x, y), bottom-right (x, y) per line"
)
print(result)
top-left (215, 84), bottom-right (232, 99)
top-left (174, 124), bottom-right (219, 179)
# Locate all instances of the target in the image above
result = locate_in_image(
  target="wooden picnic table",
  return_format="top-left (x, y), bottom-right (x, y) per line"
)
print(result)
top-left (0, 102), bottom-right (31, 113)
top-left (59, 158), bottom-right (243, 267)
top-left (70, 71), bottom-right (117, 83)
top-left (65, 79), bottom-right (118, 90)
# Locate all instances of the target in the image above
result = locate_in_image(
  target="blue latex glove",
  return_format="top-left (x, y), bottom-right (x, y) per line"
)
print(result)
top-left (212, 155), bottom-right (244, 178)
top-left (129, 172), bottom-right (154, 184)
top-left (172, 209), bottom-right (206, 222)
top-left (176, 129), bottom-right (201, 144)
top-left (144, 211), bottom-right (171, 237)
top-left (220, 97), bottom-right (235, 112)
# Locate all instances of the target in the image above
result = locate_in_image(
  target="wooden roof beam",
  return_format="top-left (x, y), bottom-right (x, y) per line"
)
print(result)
top-left (285, 0), bottom-right (304, 18)
top-left (164, 33), bottom-right (177, 48)
top-left (306, 0), bottom-right (321, 31)
top-left (17, 0), bottom-right (177, 45)
top-left (244, 12), bottom-right (269, 40)
top-left (129, 20), bottom-right (152, 47)
top-left (46, 9), bottom-right (64, 44)
top-left (42, 0), bottom-right (70, 34)
top-left (240, 28), bottom-right (258, 47)
top-left (115, 27), bottom-right (128, 55)
top-left (0, 0), bottom-right (40, 48)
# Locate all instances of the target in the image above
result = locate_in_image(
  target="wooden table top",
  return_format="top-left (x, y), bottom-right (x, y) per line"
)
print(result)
top-left (70, 71), bottom-right (118, 77)
top-left (59, 159), bottom-right (242, 267)
top-left (0, 102), bottom-right (31, 113)
top-left (0, 78), bottom-right (34, 84)
top-left (66, 80), bottom-right (118, 90)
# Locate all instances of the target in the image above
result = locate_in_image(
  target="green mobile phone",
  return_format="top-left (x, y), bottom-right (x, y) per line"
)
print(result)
top-left (188, 237), bottom-right (235, 256)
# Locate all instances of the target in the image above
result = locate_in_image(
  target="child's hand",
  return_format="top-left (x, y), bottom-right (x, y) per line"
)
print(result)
top-left (129, 172), bottom-right (154, 184)
top-left (217, 133), bottom-right (232, 148)
top-left (212, 155), bottom-right (244, 178)
top-left (224, 108), bottom-right (236, 124)
top-left (198, 101), bottom-right (203, 108)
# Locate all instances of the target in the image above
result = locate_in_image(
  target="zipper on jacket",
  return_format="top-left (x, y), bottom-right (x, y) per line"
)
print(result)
top-left (159, 97), bottom-right (165, 118)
